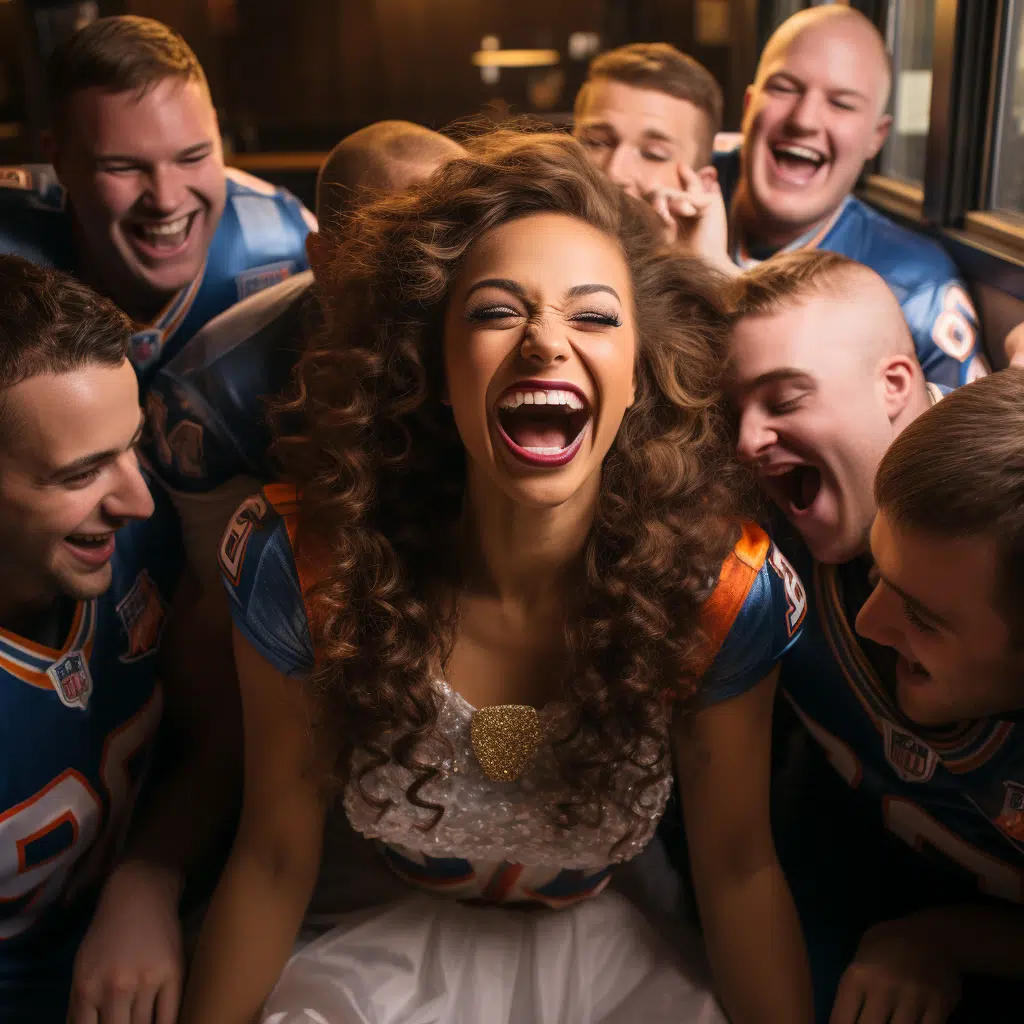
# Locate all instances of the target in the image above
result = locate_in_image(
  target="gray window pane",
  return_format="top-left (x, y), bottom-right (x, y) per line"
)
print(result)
top-left (992, 1), bottom-right (1024, 215)
top-left (880, 0), bottom-right (936, 187)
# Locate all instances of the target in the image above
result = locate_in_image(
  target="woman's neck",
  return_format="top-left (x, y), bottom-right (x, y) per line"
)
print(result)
top-left (459, 466), bottom-right (600, 606)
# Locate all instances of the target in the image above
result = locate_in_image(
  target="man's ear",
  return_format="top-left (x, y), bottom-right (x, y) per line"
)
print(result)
top-left (868, 114), bottom-right (893, 160)
top-left (879, 353), bottom-right (917, 423)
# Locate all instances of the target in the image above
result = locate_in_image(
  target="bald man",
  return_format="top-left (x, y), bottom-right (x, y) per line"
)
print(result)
top-left (716, 6), bottom-right (987, 389)
top-left (143, 122), bottom-right (465, 584)
top-left (727, 249), bottom-right (1023, 1023)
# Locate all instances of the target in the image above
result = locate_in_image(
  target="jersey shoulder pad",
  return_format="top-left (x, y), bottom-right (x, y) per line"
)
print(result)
top-left (834, 198), bottom-right (962, 293)
top-left (0, 166), bottom-right (74, 268)
top-left (0, 164), bottom-right (65, 211)
top-left (144, 272), bottom-right (313, 491)
top-left (693, 523), bottom-right (807, 707)
top-left (211, 171), bottom-right (313, 302)
top-left (219, 483), bottom-right (315, 675)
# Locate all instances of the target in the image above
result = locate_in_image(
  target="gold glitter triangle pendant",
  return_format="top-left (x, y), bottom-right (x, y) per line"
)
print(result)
top-left (470, 704), bottom-right (542, 782)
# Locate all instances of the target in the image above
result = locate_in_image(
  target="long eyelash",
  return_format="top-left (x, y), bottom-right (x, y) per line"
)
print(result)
top-left (903, 603), bottom-right (936, 633)
top-left (466, 306), bottom-right (520, 322)
top-left (571, 312), bottom-right (622, 327)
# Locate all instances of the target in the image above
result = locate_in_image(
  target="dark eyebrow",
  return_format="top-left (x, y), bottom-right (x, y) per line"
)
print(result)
top-left (465, 280), bottom-right (621, 304)
top-left (566, 283), bottom-right (621, 302)
top-left (465, 278), bottom-right (526, 301)
top-left (877, 570), bottom-right (952, 631)
top-left (733, 367), bottom-right (816, 398)
top-left (47, 413), bottom-right (144, 481)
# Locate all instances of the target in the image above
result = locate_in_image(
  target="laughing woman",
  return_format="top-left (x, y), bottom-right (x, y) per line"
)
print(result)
top-left (181, 132), bottom-right (813, 1024)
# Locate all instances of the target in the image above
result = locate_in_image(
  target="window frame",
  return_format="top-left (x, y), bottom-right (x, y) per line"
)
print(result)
top-left (854, 0), bottom-right (1024, 299)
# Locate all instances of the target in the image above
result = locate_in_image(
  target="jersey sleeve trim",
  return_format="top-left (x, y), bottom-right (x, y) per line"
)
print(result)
top-left (695, 522), bottom-right (770, 677)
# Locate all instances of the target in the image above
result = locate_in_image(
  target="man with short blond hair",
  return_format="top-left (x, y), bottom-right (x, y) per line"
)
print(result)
top-left (574, 42), bottom-right (731, 270)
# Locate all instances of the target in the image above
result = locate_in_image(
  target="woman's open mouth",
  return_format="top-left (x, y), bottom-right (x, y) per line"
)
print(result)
top-left (494, 380), bottom-right (592, 468)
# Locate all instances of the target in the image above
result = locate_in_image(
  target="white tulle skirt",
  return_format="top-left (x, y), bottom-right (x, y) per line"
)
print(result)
top-left (261, 886), bottom-right (726, 1024)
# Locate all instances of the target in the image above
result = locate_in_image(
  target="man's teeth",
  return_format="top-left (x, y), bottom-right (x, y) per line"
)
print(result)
top-left (67, 533), bottom-right (112, 546)
top-left (774, 144), bottom-right (825, 164)
top-left (134, 214), bottom-right (193, 246)
top-left (498, 388), bottom-right (586, 410)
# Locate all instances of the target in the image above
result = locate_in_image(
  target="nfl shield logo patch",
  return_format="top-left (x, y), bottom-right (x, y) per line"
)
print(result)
top-left (997, 782), bottom-right (1024, 842)
top-left (130, 329), bottom-right (163, 370)
top-left (117, 571), bottom-right (166, 663)
top-left (47, 651), bottom-right (94, 711)
top-left (235, 260), bottom-right (294, 300)
top-left (882, 721), bottom-right (938, 783)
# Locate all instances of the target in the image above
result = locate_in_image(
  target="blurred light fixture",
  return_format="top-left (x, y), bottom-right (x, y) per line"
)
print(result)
top-left (472, 49), bottom-right (560, 68)
top-left (567, 32), bottom-right (600, 61)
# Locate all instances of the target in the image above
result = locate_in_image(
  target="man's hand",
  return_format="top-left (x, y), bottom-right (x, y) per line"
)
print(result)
top-left (830, 916), bottom-right (962, 1024)
top-left (68, 859), bottom-right (184, 1024)
top-left (644, 165), bottom-right (737, 277)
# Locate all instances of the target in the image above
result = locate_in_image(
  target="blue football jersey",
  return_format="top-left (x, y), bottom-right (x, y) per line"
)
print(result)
top-left (220, 486), bottom-right (804, 697)
top-left (0, 164), bottom-right (315, 391)
top-left (0, 481), bottom-right (182, 985)
top-left (714, 147), bottom-right (987, 389)
top-left (218, 486), bottom-right (805, 904)
top-left (778, 533), bottom-right (1024, 903)
top-left (144, 270), bottom-right (316, 493)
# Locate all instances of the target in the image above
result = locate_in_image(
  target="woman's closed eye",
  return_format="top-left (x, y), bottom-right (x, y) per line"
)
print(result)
top-left (569, 310), bottom-right (622, 328)
top-left (466, 304), bottom-right (523, 323)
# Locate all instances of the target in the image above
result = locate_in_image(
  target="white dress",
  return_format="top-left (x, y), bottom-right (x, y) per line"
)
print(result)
top-left (261, 683), bottom-right (726, 1024)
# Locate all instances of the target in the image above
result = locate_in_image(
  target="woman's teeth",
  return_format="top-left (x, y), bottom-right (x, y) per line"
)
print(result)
top-left (497, 388), bottom-right (586, 411)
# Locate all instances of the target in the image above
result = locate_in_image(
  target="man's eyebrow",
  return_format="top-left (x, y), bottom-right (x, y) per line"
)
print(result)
top-left (877, 569), bottom-right (952, 630)
top-left (96, 140), bottom-right (212, 165)
top-left (732, 367), bottom-right (816, 399)
top-left (764, 70), bottom-right (871, 105)
top-left (640, 128), bottom-right (677, 145)
top-left (175, 141), bottom-right (214, 159)
top-left (47, 414), bottom-right (144, 480)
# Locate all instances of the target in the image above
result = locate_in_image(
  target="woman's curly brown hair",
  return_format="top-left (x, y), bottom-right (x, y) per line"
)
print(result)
top-left (277, 129), bottom-right (753, 836)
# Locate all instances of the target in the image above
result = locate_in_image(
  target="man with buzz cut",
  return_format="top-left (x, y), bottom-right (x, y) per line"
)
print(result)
top-left (715, 5), bottom-right (987, 388)
top-left (0, 15), bottom-right (315, 392)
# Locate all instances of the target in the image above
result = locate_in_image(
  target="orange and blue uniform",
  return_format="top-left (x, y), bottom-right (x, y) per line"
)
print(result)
top-left (0, 481), bottom-right (181, 1021)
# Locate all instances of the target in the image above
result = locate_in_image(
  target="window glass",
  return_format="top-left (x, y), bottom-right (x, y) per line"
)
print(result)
top-left (879, 0), bottom-right (936, 186)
